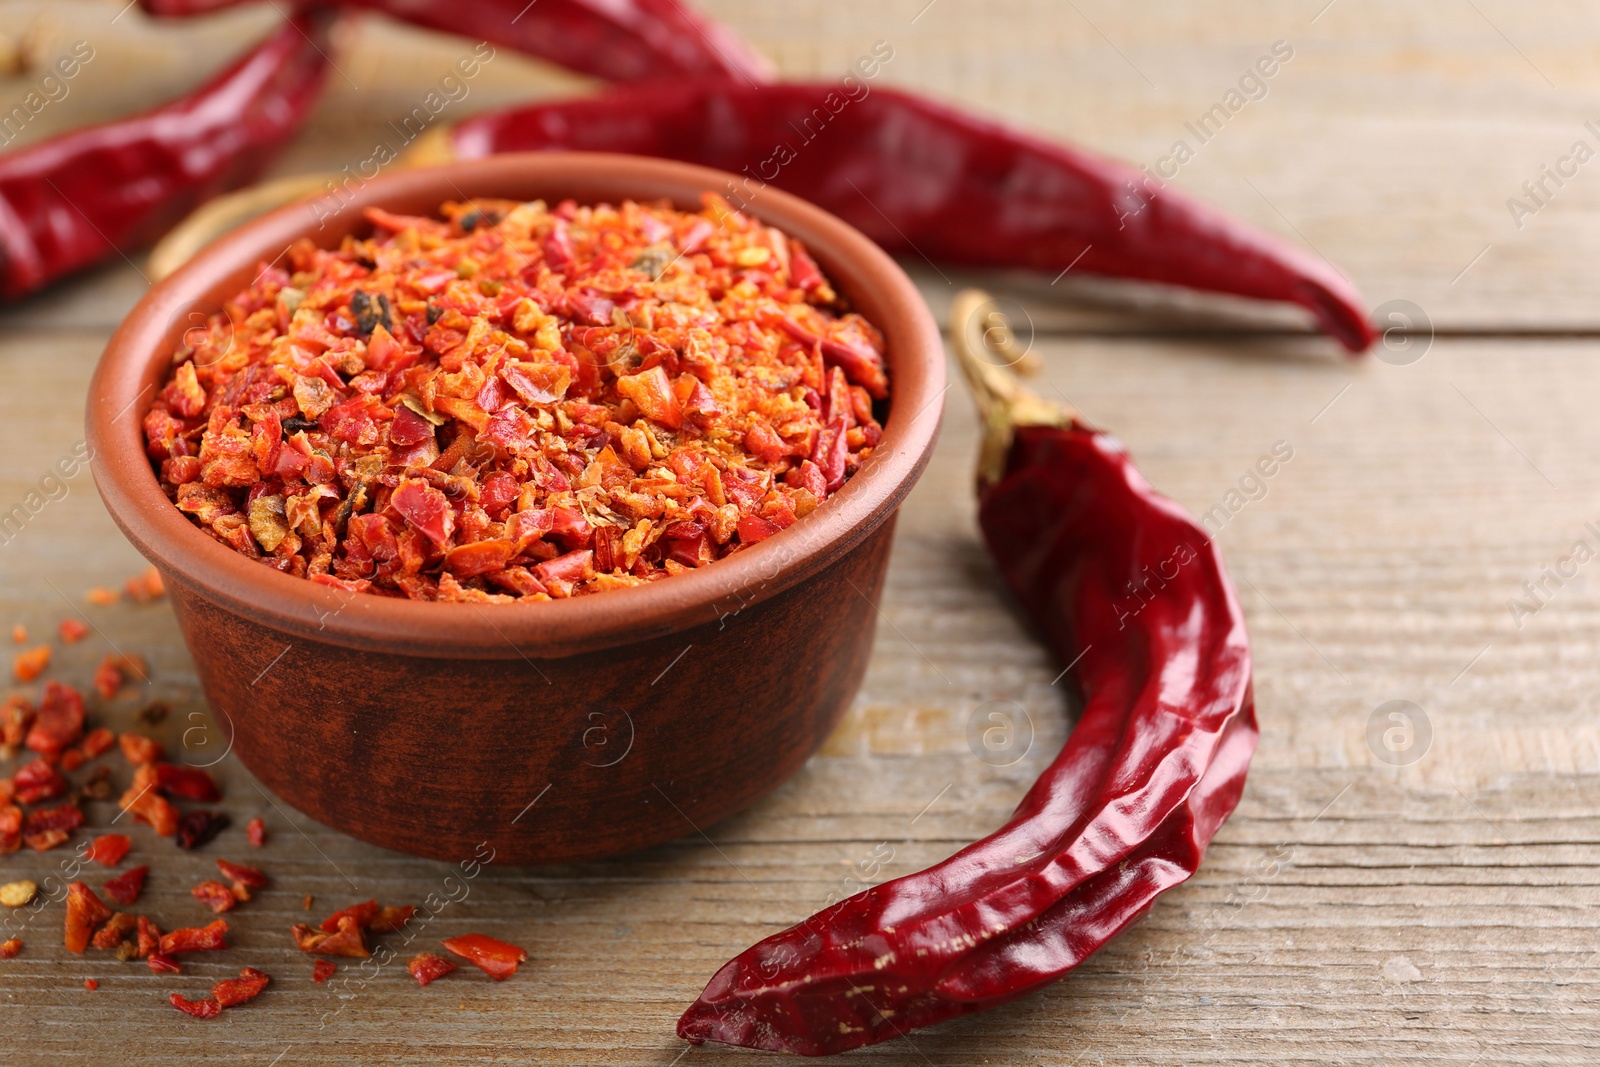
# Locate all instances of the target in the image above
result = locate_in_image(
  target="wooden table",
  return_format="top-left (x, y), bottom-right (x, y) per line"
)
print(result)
top-left (4, 2), bottom-right (1596, 1062)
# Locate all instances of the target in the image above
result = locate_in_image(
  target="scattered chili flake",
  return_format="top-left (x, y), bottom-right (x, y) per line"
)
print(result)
top-left (216, 858), bottom-right (267, 889)
top-left (0, 693), bottom-right (33, 755)
top-left (213, 966), bottom-right (270, 1008)
top-left (85, 587), bottom-right (119, 606)
top-left (12, 759), bottom-right (68, 805)
top-left (26, 682), bottom-right (85, 761)
top-left (191, 880), bottom-right (236, 914)
top-left (303, 894), bottom-right (314, 910)
top-left (312, 959), bottom-right (336, 982)
top-left (319, 899), bottom-right (380, 932)
top-left (407, 952), bottom-right (457, 986)
top-left (64, 882), bottom-right (112, 953)
top-left (147, 951), bottom-right (181, 973)
top-left (135, 701), bottom-right (170, 727)
top-left (80, 764), bottom-right (114, 802)
top-left (175, 810), bottom-right (230, 850)
top-left (0, 804), bottom-right (20, 853)
top-left (103, 866), bottom-right (148, 907)
top-left (13, 645), bottom-right (49, 682)
top-left (97, 653), bottom-right (148, 700)
top-left (23, 803), bottom-right (83, 850)
top-left (246, 816), bottom-right (266, 847)
top-left (150, 196), bottom-right (887, 601)
top-left (371, 904), bottom-right (416, 934)
top-left (0, 880), bottom-right (36, 907)
top-left (125, 567), bottom-right (165, 604)
top-left (58, 618), bottom-right (90, 644)
top-left (9, 624), bottom-right (23, 643)
top-left (118, 732), bottom-right (163, 766)
top-left (80, 727), bottom-right (115, 760)
top-left (86, 833), bottom-right (131, 867)
top-left (0, 938), bottom-right (19, 959)
top-left (135, 915), bottom-right (161, 958)
top-left (83, 978), bottom-right (98, 991)
top-left (441, 933), bottom-right (528, 981)
top-left (291, 916), bottom-right (369, 958)
top-left (154, 763), bottom-right (220, 802)
top-left (160, 919), bottom-right (228, 955)
top-left (119, 765), bottom-right (179, 836)
top-left (90, 912), bottom-right (138, 951)
top-left (169, 993), bottom-right (221, 1019)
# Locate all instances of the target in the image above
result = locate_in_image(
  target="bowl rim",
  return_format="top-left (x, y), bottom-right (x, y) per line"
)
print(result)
top-left (87, 152), bottom-right (945, 660)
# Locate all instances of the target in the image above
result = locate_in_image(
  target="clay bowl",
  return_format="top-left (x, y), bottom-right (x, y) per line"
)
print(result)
top-left (87, 153), bottom-right (944, 864)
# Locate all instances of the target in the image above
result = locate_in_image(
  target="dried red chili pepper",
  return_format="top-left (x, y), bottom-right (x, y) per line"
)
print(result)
top-left (441, 934), bottom-right (528, 981)
top-left (0, 12), bottom-right (332, 300)
top-left (23, 803), bottom-right (83, 851)
top-left (169, 993), bottom-right (221, 1019)
top-left (317, 900), bottom-right (379, 933)
top-left (216, 858), bottom-right (267, 890)
top-left (135, 915), bottom-right (162, 958)
top-left (79, 727), bottom-right (115, 761)
top-left (103, 866), bottom-right (149, 907)
top-left (83, 978), bottom-right (98, 991)
top-left (175, 811), bottom-right (230, 850)
top-left (213, 966), bottom-right (270, 1008)
top-left (0, 938), bottom-right (19, 959)
top-left (64, 883), bottom-right (112, 954)
top-left (0, 694), bottom-right (33, 754)
top-left (191, 880), bottom-right (237, 914)
top-left (90, 912), bottom-right (139, 951)
top-left (447, 81), bottom-right (1373, 351)
top-left (140, 0), bottom-right (770, 85)
top-left (26, 682), bottom-right (84, 760)
top-left (119, 765), bottom-right (179, 837)
top-left (292, 917), bottom-right (369, 958)
top-left (408, 952), bottom-right (456, 986)
top-left (57, 618), bottom-right (89, 644)
top-left (312, 959), bottom-right (336, 983)
top-left (12, 645), bottom-right (48, 682)
top-left (94, 654), bottom-right (147, 701)
top-left (154, 763), bottom-right (221, 802)
top-left (85, 833), bottom-right (131, 867)
top-left (246, 817), bottom-right (266, 847)
top-left (160, 919), bottom-right (229, 955)
top-left (0, 805), bottom-right (21, 853)
top-left (148, 951), bottom-right (181, 974)
top-left (677, 292), bottom-right (1259, 1054)
top-left (118, 733), bottom-right (164, 766)
top-left (12, 759), bottom-right (68, 805)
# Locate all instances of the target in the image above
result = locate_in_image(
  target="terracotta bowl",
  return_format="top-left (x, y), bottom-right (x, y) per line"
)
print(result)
top-left (87, 153), bottom-right (944, 864)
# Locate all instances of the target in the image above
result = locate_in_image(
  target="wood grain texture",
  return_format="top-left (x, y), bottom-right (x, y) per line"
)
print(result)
top-left (1, 1), bottom-right (1598, 1063)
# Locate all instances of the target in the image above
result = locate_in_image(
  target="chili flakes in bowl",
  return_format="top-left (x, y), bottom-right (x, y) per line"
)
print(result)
top-left (144, 194), bottom-right (888, 601)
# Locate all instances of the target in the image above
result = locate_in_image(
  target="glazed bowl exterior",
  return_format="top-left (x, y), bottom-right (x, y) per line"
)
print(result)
top-left (87, 153), bottom-right (944, 864)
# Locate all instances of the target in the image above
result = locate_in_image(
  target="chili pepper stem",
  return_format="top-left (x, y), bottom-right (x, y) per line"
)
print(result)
top-left (949, 289), bottom-right (1076, 488)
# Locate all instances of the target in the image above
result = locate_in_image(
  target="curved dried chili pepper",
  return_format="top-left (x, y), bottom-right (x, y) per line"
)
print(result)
top-left (444, 81), bottom-right (1372, 351)
top-left (676, 291), bottom-right (1259, 1055)
top-left (139, 0), bottom-right (772, 85)
top-left (0, 11), bottom-right (332, 299)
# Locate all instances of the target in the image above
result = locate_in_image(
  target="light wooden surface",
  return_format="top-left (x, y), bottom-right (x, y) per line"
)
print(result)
top-left (4, 2), bottom-right (1599, 1063)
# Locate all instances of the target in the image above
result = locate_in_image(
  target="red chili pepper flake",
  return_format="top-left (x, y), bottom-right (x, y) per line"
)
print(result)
top-left (83, 978), bottom-right (98, 991)
top-left (119, 765), bottom-right (179, 837)
top-left (102, 865), bottom-right (149, 907)
top-left (23, 803), bottom-right (83, 851)
top-left (150, 196), bottom-right (886, 601)
top-left (291, 916), bottom-right (369, 958)
top-left (64, 882), bottom-right (112, 953)
top-left (147, 951), bottom-right (181, 974)
top-left (57, 618), bottom-right (90, 644)
top-left (12, 759), bottom-right (68, 805)
top-left (9, 624), bottom-right (23, 644)
top-left (407, 952), bottom-right (456, 987)
top-left (0, 938), bottom-right (19, 959)
top-left (318, 899), bottom-right (379, 933)
top-left (90, 912), bottom-right (139, 951)
top-left (216, 858), bottom-right (267, 890)
top-left (13, 645), bottom-right (49, 682)
top-left (213, 966), bottom-right (270, 1008)
top-left (0, 693), bottom-right (33, 755)
top-left (153, 763), bottom-right (220, 802)
top-left (86, 833), bottom-right (131, 867)
top-left (135, 915), bottom-right (162, 958)
top-left (191, 880), bottom-right (237, 914)
top-left (175, 811), bottom-right (230, 851)
top-left (25, 682), bottom-right (84, 760)
top-left (169, 993), bottom-right (221, 1019)
top-left (85, 588), bottom-right (119, 606)
top-left (246, 817), bottom-right (266, 847)
top-left (124, 567), bottom-right (165, 604)
top-left (160, 919), bottom-right (228, 955)
top-left (312, 959), bottom-right (335, 982)
top-left (94, 654), bottom-right (148, 701)
top-left (0, 804), bottom-right (20, 853)
top-left (80, 727), bottom-right (115, 760)
top-left (441, 933), bottom-right (528, 981)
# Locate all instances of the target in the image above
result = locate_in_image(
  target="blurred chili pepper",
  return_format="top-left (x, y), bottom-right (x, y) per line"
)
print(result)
top-left (445, 80), bottom-right (1372, 350)
top-left (676, 290), bottom-right (1259, 1055)
top-left (0, 11), bottom-right (332, 299)
top-left (139, 0), bottom-right (773, 85)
